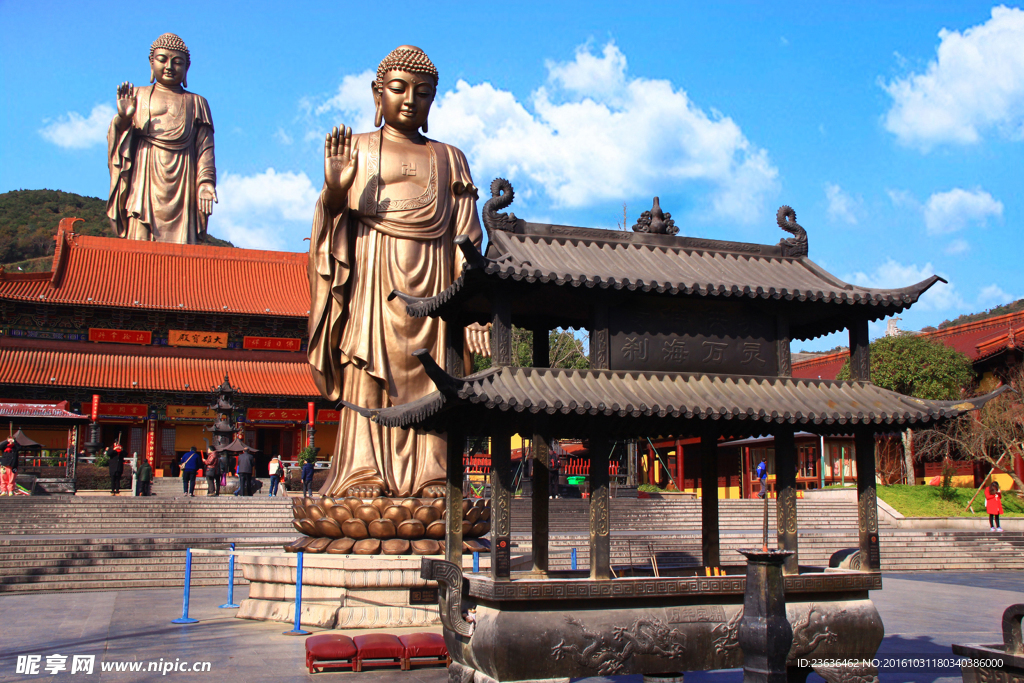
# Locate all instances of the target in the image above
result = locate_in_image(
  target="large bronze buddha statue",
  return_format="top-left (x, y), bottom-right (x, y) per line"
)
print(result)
top-left (107, 33), bottom-right (217, 244)
top-left (308, 46), bottom-right (489, 499)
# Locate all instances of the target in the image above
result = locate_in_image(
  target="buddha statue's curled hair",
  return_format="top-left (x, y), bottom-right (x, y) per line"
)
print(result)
top-left (375, 45), bottom-right (438, 91)
top-left (149, 33), bottom-right (190, 63)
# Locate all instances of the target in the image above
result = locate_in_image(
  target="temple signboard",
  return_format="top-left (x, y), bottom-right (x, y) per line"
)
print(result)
top-left (608, 300), bottom-right (777, 375)
top-left (243, 336), bottom-right (302, 351)
top-left (168, 330), bottom-right (228, 349)
top-left (246, 408), bottom-right (306, 423)
top-left (89, 328), bottom-right (152, 345)
top-left (166, 405), bottom-right (217, 420)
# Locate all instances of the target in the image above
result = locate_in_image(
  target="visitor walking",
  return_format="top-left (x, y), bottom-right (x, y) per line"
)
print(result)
top-left (108, 444), bottom-right (125, 496)
top-left (986, 481), bottom-right (1004, 532)
top-left (268, 456), bottom-right (282, 497)
top-left (180, 446), bottom-right (201, 497)
top-left (219, 450), bottom-right (230, 489)
top-left (237, 449), bottom-right (254, 497)
top-left (302, 457), bottom-right (315, 498)
top-left (756, 457), bottom-right (768, 499)
top-left (204, 448), bottom-right (220, 496)
top-left (0, 435), bottom-right (18, 496)
top-left (136, 456), bottom-right (152, 496)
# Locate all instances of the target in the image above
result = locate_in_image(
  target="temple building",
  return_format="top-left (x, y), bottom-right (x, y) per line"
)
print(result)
top-left (0, 218), bottom-right (337, 476)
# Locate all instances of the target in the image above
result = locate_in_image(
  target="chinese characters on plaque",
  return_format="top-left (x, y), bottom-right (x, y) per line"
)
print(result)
top-left (88, 328), bottom-right (152, 345)
top-left (166, 405), bottom-right (218, 420)
top-left (243, 336), bottom-right (302, 351)
top-left (168, 329), bottom-right (228, 349)
top-left (608, 300), bottom-right (777, 376)
top-left (246, 408), bottom-right (307, 422)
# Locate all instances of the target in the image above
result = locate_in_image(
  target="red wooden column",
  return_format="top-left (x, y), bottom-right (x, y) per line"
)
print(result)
top-left (675, 438), bottom-right (684, 490)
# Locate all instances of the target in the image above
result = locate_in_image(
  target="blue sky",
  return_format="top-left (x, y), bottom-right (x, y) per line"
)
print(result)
top-left (2, 1), bottom-right (1021, 350)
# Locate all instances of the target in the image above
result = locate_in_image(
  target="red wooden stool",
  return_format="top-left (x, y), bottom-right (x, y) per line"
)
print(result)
top-left (400, 632), bottom-right (450, 669)
top-left (353, 633), bottom-right (406, 671)
top-left (305, 634), bottom-right (357, 674)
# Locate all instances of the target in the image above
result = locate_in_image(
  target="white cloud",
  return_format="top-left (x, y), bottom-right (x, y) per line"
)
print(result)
top-left (824, 182), bottom-right (858, 224)
top-left (923, 187), bottom-right (1002, 234)
top-left (886, 188), bottom-right (919, 209)
top-left (316, 69), bottom-right (377, 134)
top-left (844, 259), bottom-right (966, 312)
top-left (944, 238), bottom-right (970, 255)
top-left (206, 168), bottom-right (319, 250)
top-left (882, 6), bottom-right (1024, 150)
top-left (39, 103), bottom-right (114, 149)
top-left (315, 43), bottom-right (778, 222)
top-left (978, 283), bottom-right (1016, 307)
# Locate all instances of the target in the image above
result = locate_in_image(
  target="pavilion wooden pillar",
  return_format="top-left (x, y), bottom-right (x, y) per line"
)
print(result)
top-left (531, 329), bottom-right (550, 574)
top-left (445, 428), bottom-right (465, 568)
top-left (491, 430), bottom-right (513, 580)
top-left (855, 430), bottom-right (880, 571)
top-left (446, 318), bottom-right (465, 378)
top-left (589, 435), bottom-right (611, 580)
top-left (774, 429), bottom-right (799, 575)
top-left (700, 432), bottom-right (720, 569)
top-left (675, 438), bottom-right (684, 491)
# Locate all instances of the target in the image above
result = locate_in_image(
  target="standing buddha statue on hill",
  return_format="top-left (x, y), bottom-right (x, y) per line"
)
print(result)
top-left (107, 33), bottom-right (217, 244)
top-left (308, 45), bottom-right (489, 499)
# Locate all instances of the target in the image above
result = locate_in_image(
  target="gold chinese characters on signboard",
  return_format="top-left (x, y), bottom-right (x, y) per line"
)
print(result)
top-left (168, 330), bottom-right (228, 349)
top-left (166, 405), bottom-right (217, 420)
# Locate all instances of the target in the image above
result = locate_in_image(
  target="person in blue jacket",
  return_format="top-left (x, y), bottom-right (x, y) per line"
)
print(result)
top-left (180, 446), bottom-right (201, 497)
top-left (756, 457), bottom-right (768, 499)
top-left (302, 459), bottom-right (315, 498)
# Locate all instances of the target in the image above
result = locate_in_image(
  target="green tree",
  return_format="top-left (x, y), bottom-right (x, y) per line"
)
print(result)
top-left (472, 326), bottom-right (590, 372)
top-left (836, 334), bottom-right (974, 400)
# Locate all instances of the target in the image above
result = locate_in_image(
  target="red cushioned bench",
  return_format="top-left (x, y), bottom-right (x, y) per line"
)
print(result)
top-left (305, 634), bottom-right (358, 674)
top-left (400, 632), bottom-right (449, 669)
top-left (354, 633), bottom-right (407, 671)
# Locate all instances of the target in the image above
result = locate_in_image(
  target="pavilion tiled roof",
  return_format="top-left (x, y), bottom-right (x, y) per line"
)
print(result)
top-left (349, 357), bottom-right (1003, 438)
top-left (0, 224), bottom-right (310, 317)
top-left (0, 347), bottom-right (319, 397)
top-left (392, 228), bottom-right (942, 339)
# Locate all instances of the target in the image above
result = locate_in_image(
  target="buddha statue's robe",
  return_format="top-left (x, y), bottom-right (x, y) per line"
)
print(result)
top-left (107, 84), bottom-right (216, 244)
top-left (308, 129), bottom-right (482, 497)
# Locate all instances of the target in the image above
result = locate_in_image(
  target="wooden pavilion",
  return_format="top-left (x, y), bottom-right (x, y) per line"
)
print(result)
top-left (348, 193), bottom-right (1003, 683)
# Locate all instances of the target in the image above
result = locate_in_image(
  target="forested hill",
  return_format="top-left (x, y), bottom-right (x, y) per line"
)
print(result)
top-left (0, 189), bottom-right (233, 272)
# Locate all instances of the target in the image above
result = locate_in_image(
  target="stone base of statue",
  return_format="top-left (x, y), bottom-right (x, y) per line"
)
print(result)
top-left (234, 550), bottom-right (527, 629)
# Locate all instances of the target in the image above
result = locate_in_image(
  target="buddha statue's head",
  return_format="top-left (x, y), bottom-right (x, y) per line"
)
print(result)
top-left (149, 33), bottom-right (190, 89)
top-left (372, 45), bottom-right (438, 133)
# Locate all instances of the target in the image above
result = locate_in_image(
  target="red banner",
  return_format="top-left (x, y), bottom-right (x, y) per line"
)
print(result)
top-left (243, 336), bottom-right (302, 352)
top-left (246, 408), bottom-right (306, 422)
top-left (97, 403), bottom-right (147, 419)
top-left (316, 409), bottom-right (341, 423)
top-left (91, 395), bottom-right (100, 422)
top-left (145, 419), bottom-right (156, 466)
top-left (89, 328), bottom-right (152, 345)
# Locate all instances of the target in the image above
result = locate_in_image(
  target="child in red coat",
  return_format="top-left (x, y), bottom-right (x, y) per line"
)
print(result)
top-left (985, 481), bottom-right (1003, 532)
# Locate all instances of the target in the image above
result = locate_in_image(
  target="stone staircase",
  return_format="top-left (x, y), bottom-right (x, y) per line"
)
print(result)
top-left (0, 493), bottom-right (1021, 593)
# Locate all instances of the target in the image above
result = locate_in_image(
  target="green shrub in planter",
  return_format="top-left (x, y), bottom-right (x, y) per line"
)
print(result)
top-left (75, 463), bottom-right (133, 491)
top-left (637, 483), bottom-right (665, 493)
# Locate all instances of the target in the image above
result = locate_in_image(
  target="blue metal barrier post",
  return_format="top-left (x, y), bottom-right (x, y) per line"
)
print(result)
top-left (571, 547), bottom-right (578, 571)
top-left (219, 543), bottom-right (239, 609)
top-left (172, 549), bottom-right (199, 624)
top-left (473, 551), bottom-right (480, 573)
top-left (283, 551), bottom-right (310, 635)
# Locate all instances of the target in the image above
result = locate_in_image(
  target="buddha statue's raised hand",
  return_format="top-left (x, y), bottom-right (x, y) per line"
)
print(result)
top-left (323, 125), bottom-right (359, 211)
top-left (114, 82), bottom-right (136, 130)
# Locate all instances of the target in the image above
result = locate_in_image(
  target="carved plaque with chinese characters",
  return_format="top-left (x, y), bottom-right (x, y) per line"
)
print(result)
top-left (608, 300), bottom-right (778, 376)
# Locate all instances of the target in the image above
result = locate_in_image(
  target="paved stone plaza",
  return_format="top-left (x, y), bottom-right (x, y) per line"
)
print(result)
top-left (0, 571), bottom-right (1018, 683)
